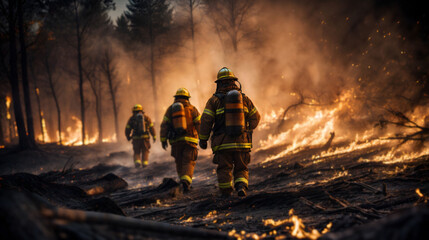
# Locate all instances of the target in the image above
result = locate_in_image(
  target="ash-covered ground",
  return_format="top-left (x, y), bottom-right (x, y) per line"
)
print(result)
top-left (1, 139), bottom-right (428, 240)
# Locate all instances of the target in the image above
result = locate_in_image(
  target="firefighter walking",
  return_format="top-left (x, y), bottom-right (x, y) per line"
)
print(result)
top-left (199, 67), bottom-right (260, 197)
top-left (160, 88), bottom-right (201, 192)
top-left (125, 104), bottom-right (156, 168)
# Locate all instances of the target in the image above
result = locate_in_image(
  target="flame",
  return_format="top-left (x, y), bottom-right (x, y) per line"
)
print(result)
top-left (0, 145), bottom-right (4, 149)
top-left (37, 111), bottom-right (52, 143)
top-left (258, 108), bottom-right (284, 130)
top-left (5, 96), bottom-right (11, 119)
top-left (263, 209), bottom-right (332, 239)
top-left (35, 116), bottom-right (115, 146)
top-left (258, 89), bottom-right (429, 165)
top-left (416, 188), bottom-right (424, 198)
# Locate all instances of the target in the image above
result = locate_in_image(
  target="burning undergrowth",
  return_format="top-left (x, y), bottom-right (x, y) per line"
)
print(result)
top-left (255, 86), bottom-right (429, 167)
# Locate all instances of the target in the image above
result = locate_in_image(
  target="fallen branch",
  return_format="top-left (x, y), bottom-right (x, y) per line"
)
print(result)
top-left (41, 207), bottom-right (232, 239)
top-left (345, 181), bottom-right (382, 194)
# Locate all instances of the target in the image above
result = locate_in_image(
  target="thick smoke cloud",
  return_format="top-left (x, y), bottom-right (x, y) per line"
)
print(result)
top-left (22, 0), bottom-right (427, 154)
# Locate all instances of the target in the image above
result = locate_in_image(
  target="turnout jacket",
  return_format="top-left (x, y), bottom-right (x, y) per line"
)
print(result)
top-left (199, 86), bottom-right (260, 153)
top-left (160, 99), bottom-right (201, 147)
top-left (125, 113), bottom-right (156, 140)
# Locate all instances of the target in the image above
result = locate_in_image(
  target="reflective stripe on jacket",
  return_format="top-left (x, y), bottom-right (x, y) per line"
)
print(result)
top-left (199, 86), bottom-right (260, 153)
top-left (125, 113), bottom-right (156, 140)
top-left (160, 99), bottom-right (200, 147)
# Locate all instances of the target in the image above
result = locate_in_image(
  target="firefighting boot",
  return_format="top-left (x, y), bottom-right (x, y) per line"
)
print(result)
top-left (142, 160), bottom-right (148, 168)
top-left (180, 179), bottom-right (190, 193)
top-left (134, 159), bottom-right (142, 168)
top-left (235, 182), bottom-right (247, 197)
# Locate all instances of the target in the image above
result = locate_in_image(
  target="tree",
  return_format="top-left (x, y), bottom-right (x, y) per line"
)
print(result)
top-left (176, 0), bottom-right (203, 102)
top-left (29, 57), bottom-right (46, 143)
top-left (85, 62), bottom-right (103, 143)
top-left (47, 0), bottom-right (114, 145)
top-left (0, 0), bottom-right (32, 149)
top-left (115, 13), bottom-right (131, 45)
top-left (204, 0), bottom-right (255, 54)
top-left (100, 49), bottom-right (120, 141)
top-left (44, 50), bottom-right (63, 145)
top-left (125, 0), bottom-right (173, 123)
top-left (17, 0), bottom-right (37, 147)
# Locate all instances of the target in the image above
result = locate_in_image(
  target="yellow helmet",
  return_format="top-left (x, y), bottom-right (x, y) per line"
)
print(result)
top-left (216, 67), bottom-right (237, 82)
top-left (174, 87), bottom-right (191, 98)
top-left (132, 104), bottom-right (143, 112)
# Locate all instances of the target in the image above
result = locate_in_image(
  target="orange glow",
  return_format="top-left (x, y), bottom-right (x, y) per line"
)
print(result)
top-left (5, 96), bottom-right (11, 120)
top-left (263, 209), bottom-right (332, 240)
top-left (257, 89), bottom-right (429, 166)
top-left (37, 111), bottom-right (51, 143)
top-left (416, 188), bottom-right (424, 198)
top-left (35, 116), bottom-right (115, 146)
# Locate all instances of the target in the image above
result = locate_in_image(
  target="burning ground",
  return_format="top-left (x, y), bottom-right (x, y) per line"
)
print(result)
top-left (1, 104), bottom-right (429, 239)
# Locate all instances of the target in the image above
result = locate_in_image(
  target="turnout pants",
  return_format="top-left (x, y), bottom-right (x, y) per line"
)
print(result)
top-left (214, 151), bottom-right (250, 195)
top-left (171, 142), bottom-right (197, 185)
top-left (132, 138), bottom-right (150, 167)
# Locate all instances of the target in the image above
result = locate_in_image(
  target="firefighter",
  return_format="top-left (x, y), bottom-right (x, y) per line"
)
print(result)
top-left (199, 67), bottom-right (260, 197)
top-left (125, 104), bottom-right (156, 168)
top-left (160, 88), bottom-right (201, 192)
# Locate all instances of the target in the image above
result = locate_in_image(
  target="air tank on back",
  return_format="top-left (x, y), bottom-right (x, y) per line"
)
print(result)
top-left (172, 102), bottom-right (187, 134)
top-left (225, 90), bottom-right (245, 136)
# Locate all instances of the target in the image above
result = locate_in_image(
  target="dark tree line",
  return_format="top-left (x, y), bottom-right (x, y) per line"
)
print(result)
top-left (0, 0), bottom-right (258, 149)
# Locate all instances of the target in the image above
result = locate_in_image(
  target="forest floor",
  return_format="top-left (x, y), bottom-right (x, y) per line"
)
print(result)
top-left (0, 141), bottom-right (428, 239)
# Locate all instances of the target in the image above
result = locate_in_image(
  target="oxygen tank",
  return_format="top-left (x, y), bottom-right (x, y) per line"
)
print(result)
top-left (225, 90), bottom-right (245, 136)
top-left (172, 102), bottom-right (187, 134)
top-left (136, 113), bottom-right (146, 135)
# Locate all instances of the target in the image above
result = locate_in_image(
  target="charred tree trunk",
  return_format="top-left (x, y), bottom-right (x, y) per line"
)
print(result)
top-left (188, 0), bottom-right (203, 106)
top-left (0, 98), bottom-right (4, 146)
top-left (98, 77), bottom-right (102, 143)
top-left (103, 51), bottom-right (119, 141)
top-left (8, 109), bottom-right (15, 142)
top-left (87, 71), bottom-right (102, 144)
top-left (45, 57), bottom-right (62, 145)
top-left (149, 13), bottom-right (159, 124)
top-left (229, 0), bottom-right (238, 53)
top-left (74, 0), bottom-right (86, 145)
top-left (17, 0), bottom-right (36, 148)
top-left (30, 61), bottom-right (45, 143)
top-left (8, 0), bottom-right (30, 149)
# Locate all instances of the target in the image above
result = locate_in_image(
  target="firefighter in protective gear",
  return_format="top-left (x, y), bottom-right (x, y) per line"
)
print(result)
top-left (199, 67), bottom-right (260, 197)
top-left (125, 104), bottom-right (156, 168)
top-left (160, 88), bottom-right (201, 192)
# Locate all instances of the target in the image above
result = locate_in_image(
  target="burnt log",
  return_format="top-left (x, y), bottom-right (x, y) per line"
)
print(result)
top-left (79, 173), bottom-right (128, 196)
top-left (0, 190), bottom-right (56, 240)
top-left (0, 190), bottom-right (232, 240)
top-left (321, 207), bottom-right (429, 240)
top-left (0, 173), bottom-right (124, 214)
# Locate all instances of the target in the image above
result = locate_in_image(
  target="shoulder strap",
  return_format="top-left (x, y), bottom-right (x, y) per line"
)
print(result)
top-left (212, 93), bottom-right (226, 136)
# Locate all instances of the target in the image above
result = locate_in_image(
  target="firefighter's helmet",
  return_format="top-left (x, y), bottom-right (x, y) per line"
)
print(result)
top-left (132, 104), bottom-right (143, 112)
top-left (216, 67), bottom-right (238, 82)
top-left (174, 88), bottom-right (191, 98)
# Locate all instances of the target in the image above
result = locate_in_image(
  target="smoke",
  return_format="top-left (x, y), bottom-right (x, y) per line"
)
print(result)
top-left (26, 0), bottom-right (428, 156)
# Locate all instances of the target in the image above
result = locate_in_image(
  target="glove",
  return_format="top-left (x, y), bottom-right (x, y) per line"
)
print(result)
top-left (162, 141), bottom-right (168, 150)
top-left (199, 140), bottom-right (207, 149)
